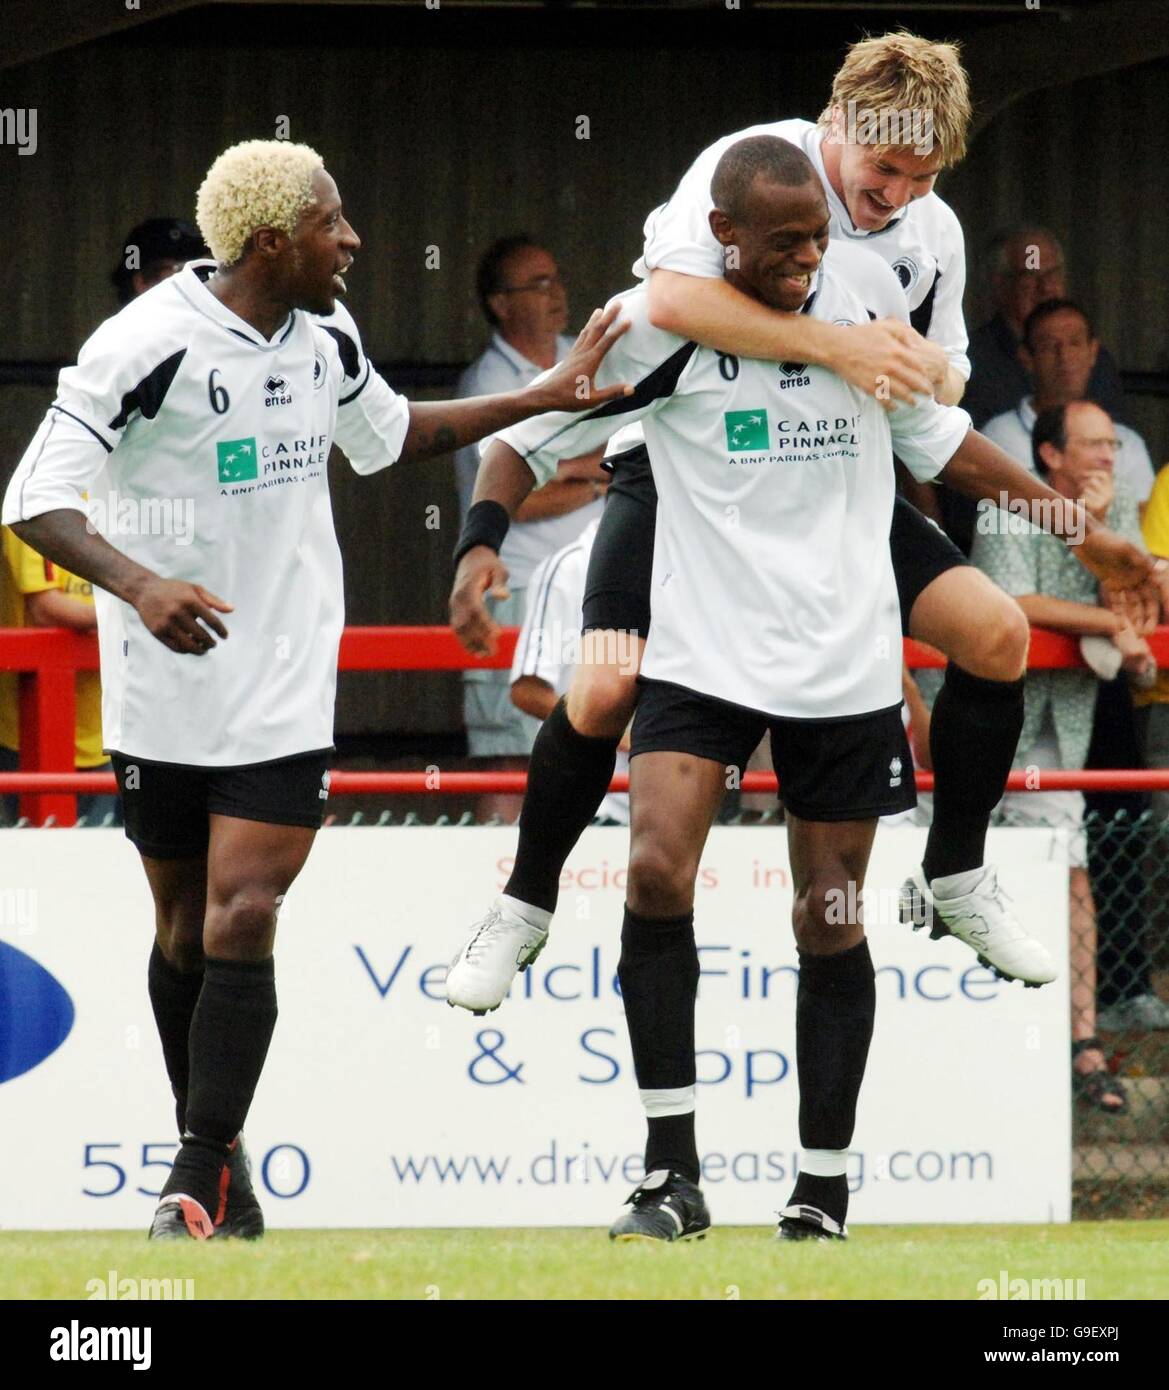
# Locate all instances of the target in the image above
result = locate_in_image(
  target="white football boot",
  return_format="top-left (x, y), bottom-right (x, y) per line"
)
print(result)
top-left (445, 896), bottom-right (550, 1014)
top-left (899, 865), bottom-right (1057, 987)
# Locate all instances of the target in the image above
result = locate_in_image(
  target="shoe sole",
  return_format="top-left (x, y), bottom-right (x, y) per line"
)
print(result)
top-left (610, 1228), bottom-right (709, 1244)
top-left (899, 882), bottom-right (1052, 989)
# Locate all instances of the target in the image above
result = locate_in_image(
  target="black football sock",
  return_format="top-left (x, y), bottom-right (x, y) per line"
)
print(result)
top-left (147, 942), bottom-right (204, 1134)
top-left (160, 1135), bottom-right (231, 1217)
top-left (793, 940), bottom-right (876, 1227)
top-left (166, 956), bottom-right (277, 1214)
top-left (789, 1170), bottom-right (850, 1226)
top-left (504, 698), bottom-right (620, 914)
top-left (923, 663), bottom-right (1025, 882)
top-left (618, 906), bottom-right (700, 1185)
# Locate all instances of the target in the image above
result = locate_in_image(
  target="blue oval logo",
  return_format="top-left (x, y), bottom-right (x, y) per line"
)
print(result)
top-left (0, 942), bottom-right (75, 1083)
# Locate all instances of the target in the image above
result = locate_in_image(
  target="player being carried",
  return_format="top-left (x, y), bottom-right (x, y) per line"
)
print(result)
top-left (446, 30), bottom-right (1158, 1011)
top-left (2, 140), bottom-right (630, 1242)
top-left (450, 135), bottom-right (1155, 1241)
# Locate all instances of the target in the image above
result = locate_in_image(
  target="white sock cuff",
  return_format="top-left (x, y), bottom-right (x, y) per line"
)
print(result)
top-left (801, 1148), bottom-right (848, 1177)
top-left (929, 866), bottom-right (986, 901)
top-left (640, 1086), bottom-right (696, 1118)
top-left (498, 894), bottom-right (553, 932)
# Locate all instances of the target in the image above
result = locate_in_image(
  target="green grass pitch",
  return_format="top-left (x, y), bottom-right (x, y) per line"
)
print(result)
top-left (2, 1222), bottom-right (1165, 1300)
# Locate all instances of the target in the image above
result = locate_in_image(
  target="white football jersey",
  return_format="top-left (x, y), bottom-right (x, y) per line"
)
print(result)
top-left (2, 261), bottom-right (409, 766)
top-left (637, 116), bottom-right (970, 378)
top-left (498, 248), bottom-right (971, 721)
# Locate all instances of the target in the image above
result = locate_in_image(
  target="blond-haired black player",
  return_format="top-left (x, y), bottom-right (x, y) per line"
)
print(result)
top-left (3, 139), bottom-right (629, 1240)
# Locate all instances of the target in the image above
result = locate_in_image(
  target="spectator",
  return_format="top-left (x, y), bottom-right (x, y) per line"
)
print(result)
top-left (963, 226), bottom-right (1128, 429)
top-left (975, 319), bottom-right (1163, 1029)
top-left (948, 298), bottom-right (1156, 556)
top-left (510, 517), bottom-right (629, 826)
top-left (454, 235), bottom-right (609, 819)
top-left (981, 301), bottom-right (1154, 506)
top-left (972, 400), bottom-right (1155, 1113)
top-left (111, 217), bottom-right (207, 305)
top-left (0, 526), bottom-right (119, 825)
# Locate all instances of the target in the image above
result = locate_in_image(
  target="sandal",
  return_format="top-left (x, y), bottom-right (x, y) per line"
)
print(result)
top-left (1072, 1037), bottom-right (1128, 1115)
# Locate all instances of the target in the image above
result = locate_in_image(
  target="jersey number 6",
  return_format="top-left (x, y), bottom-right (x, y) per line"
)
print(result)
top-left (208, 369), bottom-right (230, 415)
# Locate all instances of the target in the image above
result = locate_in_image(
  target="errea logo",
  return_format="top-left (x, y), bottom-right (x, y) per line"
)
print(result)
top-left (264, 374), bottom-right (293, 407)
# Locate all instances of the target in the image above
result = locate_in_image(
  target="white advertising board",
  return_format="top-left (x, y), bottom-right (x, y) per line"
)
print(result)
top-left (0, 825), bottom-right (1070, 1228)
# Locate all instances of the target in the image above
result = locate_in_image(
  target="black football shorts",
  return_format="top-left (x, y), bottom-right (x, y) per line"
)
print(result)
top-left (631, 678), bottom-right (916, 821)
top-left (111, 749), bottom-right (332, 859)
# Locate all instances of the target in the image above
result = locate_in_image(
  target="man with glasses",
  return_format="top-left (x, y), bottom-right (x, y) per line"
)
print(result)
top-left (964, 226), bottom-right (1127, 430)
top-left (455, 236), bottom-right (609, 815)
top-left (981, 299), bottom-right (1154, 506)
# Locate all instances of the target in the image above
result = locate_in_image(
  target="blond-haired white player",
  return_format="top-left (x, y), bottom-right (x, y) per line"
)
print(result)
top-left (447, 33), bottom-right (1074, 1013)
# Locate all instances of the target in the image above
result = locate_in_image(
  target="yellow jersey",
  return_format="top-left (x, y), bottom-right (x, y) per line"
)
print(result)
top-left (0, 526), bottom-right (106, 766)
top-left (1136, 466), bottom-right (1169, 708)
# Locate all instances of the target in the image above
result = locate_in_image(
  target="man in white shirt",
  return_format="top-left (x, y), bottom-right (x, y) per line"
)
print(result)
top-left (980, 299), bottom-right (1155, 506)
top-left (454, 238), bottom-right (608, 814)
top-left (510, 518), bottom-right (630, 825)
top-left (446, 136), bottom-right (1154, 1241)
top-left (2, 139), bottom-right (628, 1243)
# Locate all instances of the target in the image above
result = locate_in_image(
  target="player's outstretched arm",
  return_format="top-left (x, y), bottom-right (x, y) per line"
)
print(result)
top-left (939, 429), bottom-right (1163, 599)
top-left (9, 510), bottom-right (232, 656)
top-left (646, 270), bottom-right (943, 404)
top-left (399, 306), bottom-right (632, 463)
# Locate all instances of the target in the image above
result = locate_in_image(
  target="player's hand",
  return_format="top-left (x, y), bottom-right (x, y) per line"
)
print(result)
top-left (450, 546), bottom-right (510, 657)
top-left (1075, 527), bottom-right (1164, 594)
top-left (1103, 577), bottom-right (1160, 637)
top-left (528, 306), bottom-right (633, 413)
top-left (134, 579), bottom-right (232, 655)
top-left (828, 318), bottom-right (944, 407)
top-left (556, 447), bottom-right (609, 483)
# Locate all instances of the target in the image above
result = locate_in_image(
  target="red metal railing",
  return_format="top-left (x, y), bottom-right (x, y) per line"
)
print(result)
top-left (4, 626), bottom-right (1169, 824)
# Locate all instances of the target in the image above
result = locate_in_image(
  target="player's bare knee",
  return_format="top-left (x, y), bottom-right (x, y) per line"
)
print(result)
top-left (627, 841), bottom-right (693, 918)
top-left (793, 873), bottom-right (862, 952)
top-left (964, 598), bottom-right (1029, 681)
top-left (155, 922), bottom-right (204, 973)
top-left (205, 887), bottom-right (278, 958)
top-left (568, 667), bottom-right (638, 739)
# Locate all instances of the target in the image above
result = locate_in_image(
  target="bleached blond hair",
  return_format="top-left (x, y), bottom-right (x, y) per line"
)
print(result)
top-left (196, 140), bottom-right (324, 265)
top-left (818, 32), bottom-right (971, 167)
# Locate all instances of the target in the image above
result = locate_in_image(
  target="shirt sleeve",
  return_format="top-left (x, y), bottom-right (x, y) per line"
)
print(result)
top-left (2, 311), bottom-right (185, 525)
top-left (888, 398), bottom-right (972, 483)
top-left (510, 552), bottom-right (577, 688)
top-left (318, 304), bottom-right (410, 476)
top-left (928, 210), bottom-right (971, 380)
top-left (497, 291), bottom-right (693, 485)
top-left (638, 138), bottom-right (731, 281)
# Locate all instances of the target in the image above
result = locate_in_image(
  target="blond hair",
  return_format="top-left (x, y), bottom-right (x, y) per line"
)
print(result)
top-left (196, 139), bottom-right (324, 265)
top-left (818, 32), bottom-right (971, 167)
